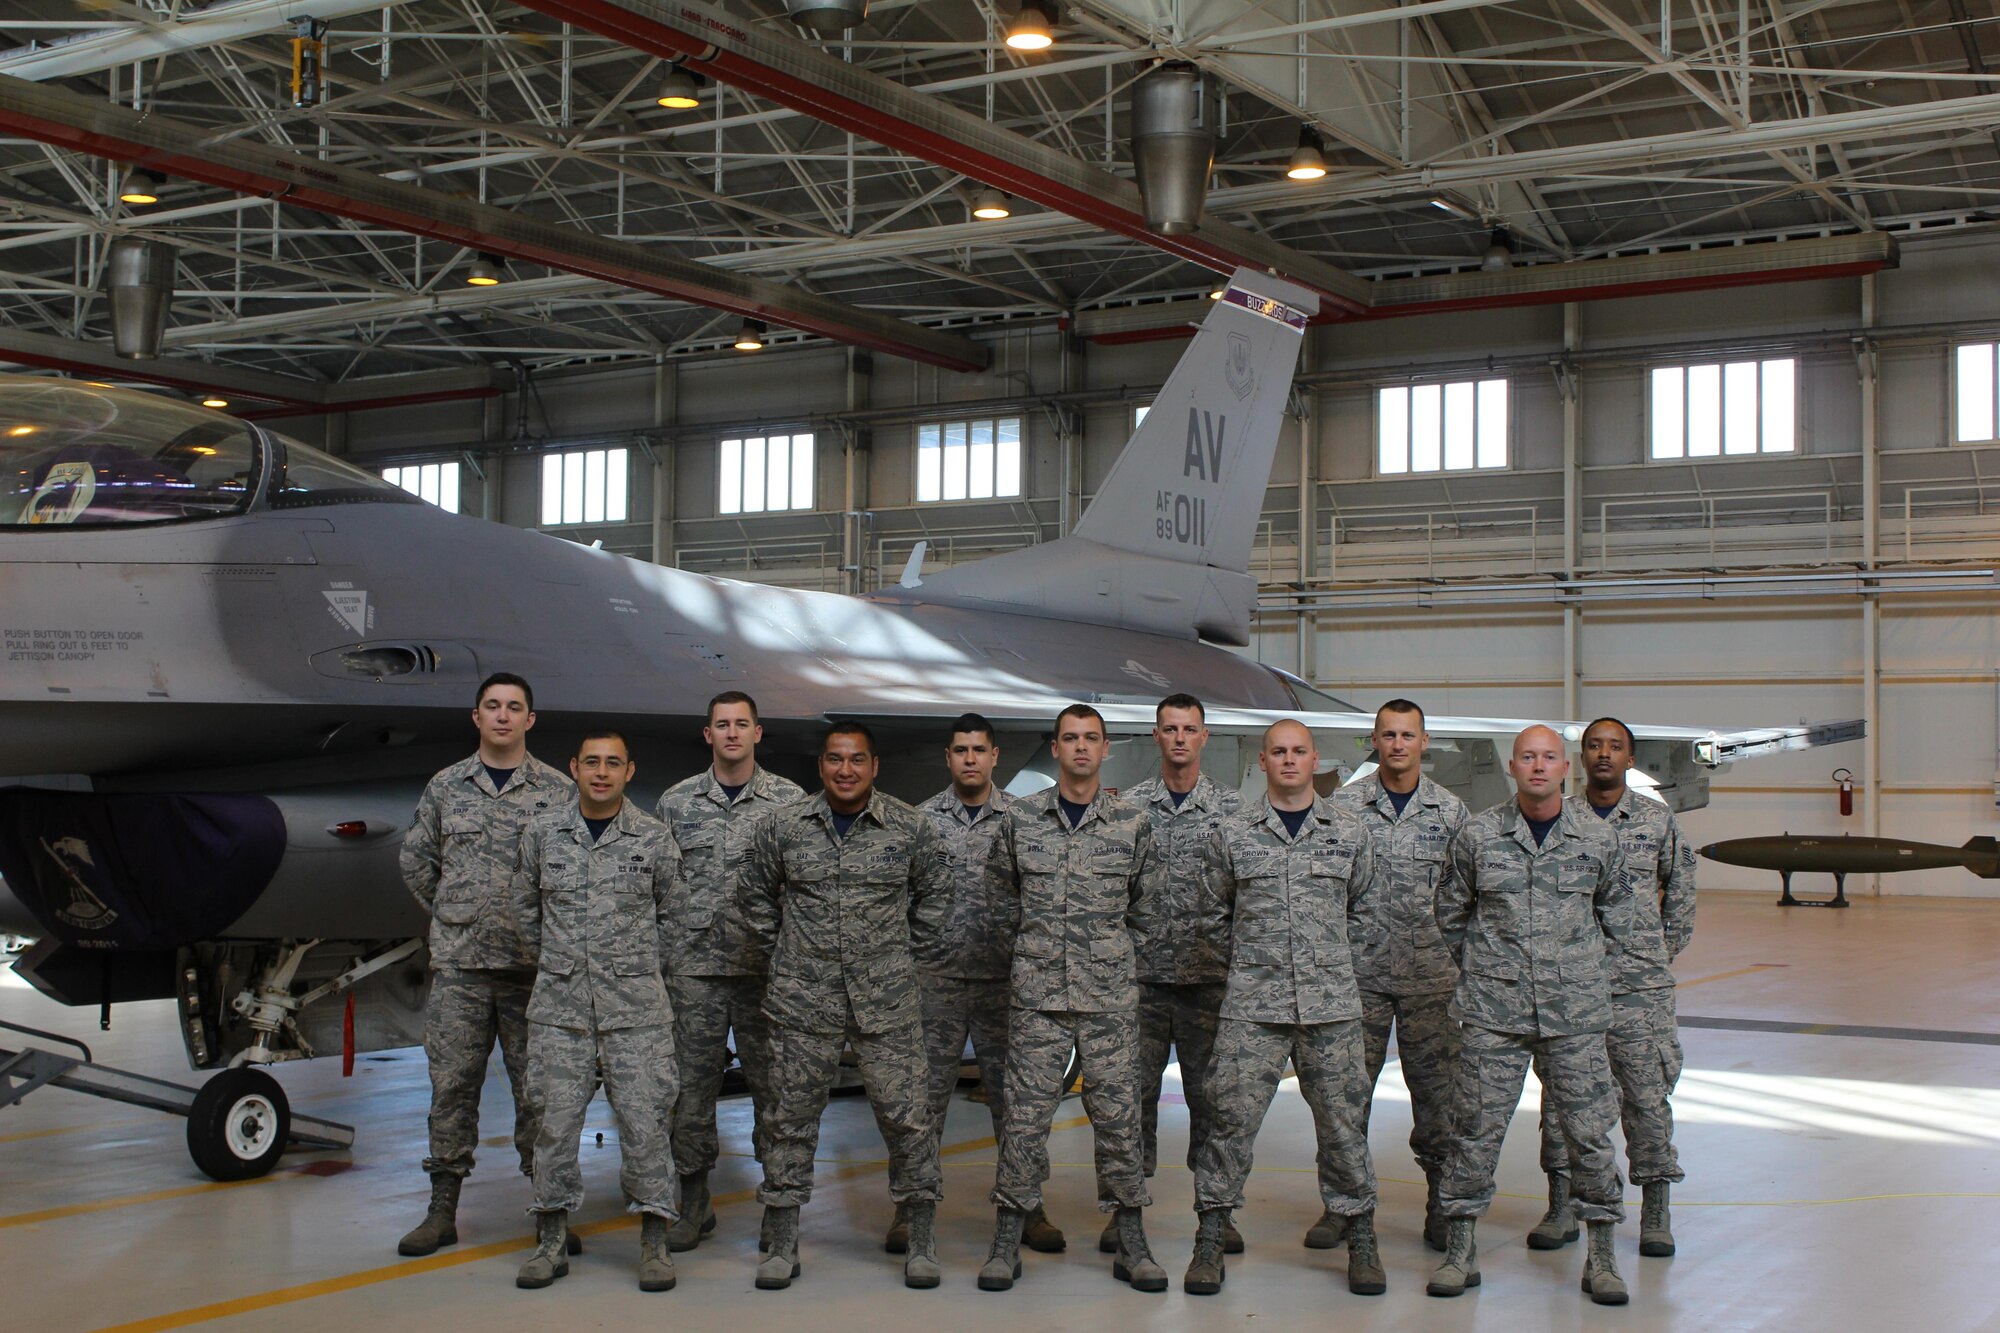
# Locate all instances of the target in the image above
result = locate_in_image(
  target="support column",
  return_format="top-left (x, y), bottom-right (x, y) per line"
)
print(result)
top-left (842, 348), bottom-right (873, 594)
top-left (651, 357), bottom-right (677, 566)
top-left (1560, 303), bottom-right (1583, 727)
top-left (1857, 274), bottom-right (1882, 891)
top-left (1294, 334), bottom-right (1318, 682)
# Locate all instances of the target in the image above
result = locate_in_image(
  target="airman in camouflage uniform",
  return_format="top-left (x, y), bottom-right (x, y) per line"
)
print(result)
top-left (1329, 699), bottom-right (1470, 1252)
top-left (740, 723), bottom-right (950, 1291)
top-left (397, 673), bottom-right (569, 1258)
top-left (512, 733), bottom-right (681, 1293)
top-left (1428, 725), bottom-right (1633, 1307)
top-left (980, 704), bottom-right (1168, 1295)
top-left (1185, 720), bottom-right (1384, 1297)
top-left (1530, 718), bottom-right (1696, 1258)
top-left (904, 713), bottom-right (1067, 1256)
top-left (654, 691), bottom-right (803, 1251)
top-left (1127, 695), bottom-right (1240, 1198)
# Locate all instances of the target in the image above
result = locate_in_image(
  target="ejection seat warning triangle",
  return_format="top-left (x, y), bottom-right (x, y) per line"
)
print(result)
top-left (324, 589), bottom-right (370, 635)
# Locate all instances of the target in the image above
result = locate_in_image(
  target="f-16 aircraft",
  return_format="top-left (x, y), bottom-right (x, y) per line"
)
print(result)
top-left (0, 267), bottom-right (1857, 1176)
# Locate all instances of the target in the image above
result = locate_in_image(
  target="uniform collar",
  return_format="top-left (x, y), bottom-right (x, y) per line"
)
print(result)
top-left (700, 764), bottom-right (774, 806)
top-left (1502, 799), bottom-right (1580, 853)
top-left (1034, 783), bottom-right (1113, 830)
top-left (926, 787), bottom-right (1007, 825)
top-left (1568, 787), bottom-right (1639, 823)
top-left (1144, 771), bottom-right (1223, 813)
top-left (556, 798), bottom-right (644, 844)
top-left (807, 788), bottom-right (886, 830)
top-left (458, 751), bottom-right (558, 798)
top-left (1256, 793), bottom-right (1332, 842)
top-left (1364, 771), bottom-right (1436, 819)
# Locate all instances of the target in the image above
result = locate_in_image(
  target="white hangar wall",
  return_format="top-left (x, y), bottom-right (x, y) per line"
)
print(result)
top-left (330, 231), bottom-right (2000, 897)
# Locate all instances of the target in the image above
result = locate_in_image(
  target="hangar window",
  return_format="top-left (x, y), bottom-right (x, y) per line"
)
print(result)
top-left (540, 447), bottom-right (628, 526)
top-left (916, 416), bottom-right (1022, 503)
top-left (1649, 358), bottom-right (1796, 459)
top-left (381, 462), bottom-right (460, 513)
top-left (1954, 342), bottom-right (2000, 444)
top-left (719, 433), bottom-right (813, 515)
top-left (1377, 379), bottom-right (1509, 474)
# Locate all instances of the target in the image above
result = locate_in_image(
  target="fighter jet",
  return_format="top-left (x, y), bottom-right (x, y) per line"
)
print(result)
top-left (0, 267), bottom-right (1858, 1175)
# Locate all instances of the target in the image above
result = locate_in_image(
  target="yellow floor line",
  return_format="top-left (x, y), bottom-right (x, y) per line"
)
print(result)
top-left (1676, 963), bottom-right (1785, 990)
top-left (89, 1113), bottom-right (1093, 1333)
top-left (2, 1175), bottom-right (275, 1229)
top-left (0, 1117), bottom-right (147, 1145)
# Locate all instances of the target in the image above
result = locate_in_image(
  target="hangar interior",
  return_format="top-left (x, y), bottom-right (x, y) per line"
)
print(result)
top-left (3, 0), bottom-right (1999, 1328)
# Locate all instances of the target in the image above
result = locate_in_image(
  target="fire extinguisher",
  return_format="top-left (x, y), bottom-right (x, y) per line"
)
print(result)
top-left (1833, 767), bottom-right (1854, 817)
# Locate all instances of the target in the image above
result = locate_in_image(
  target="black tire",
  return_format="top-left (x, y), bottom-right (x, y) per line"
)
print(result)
top-left (186, 1067), bottom-right (290, 1181)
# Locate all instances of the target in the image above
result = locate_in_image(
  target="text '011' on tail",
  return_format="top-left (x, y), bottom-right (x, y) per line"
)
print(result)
top-left (871, 267), bottom-right (1318, 646)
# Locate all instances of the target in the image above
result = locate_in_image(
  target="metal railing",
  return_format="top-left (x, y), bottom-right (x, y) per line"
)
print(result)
top-left (1596, 487), bottom-right (1837, 569)
top-left (1320, 501), bottom-right (1548, 579)
top-left (1899, 481), bottom-right (2000, 562)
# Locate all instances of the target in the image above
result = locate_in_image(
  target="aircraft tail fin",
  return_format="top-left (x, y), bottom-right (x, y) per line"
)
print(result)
top-left (1962, 835), bottom-right (2000, 876)
top-left (876, 267), bottom-right (1320, 645)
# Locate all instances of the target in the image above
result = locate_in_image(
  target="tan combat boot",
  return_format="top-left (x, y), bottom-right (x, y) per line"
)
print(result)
top-left (1640, 1181), bottom-right (1676, 1256)
top-left (1346, 1211), bottom-right (1386, 1295)
top-left (515, 1210), bottom-right (570, 1289)
top-left (1022, 1205), bottom-right (1066, 1253)
top-left (667, 1171), bottom-right (715, 1252)
top-left (1426, 1217), bottom-right (1480, 1297)
top-left (1526, 1170), bottom-right (1579, 1249)
top-left (638, 1213), bottom-right (677, 1292)
top-left (902, 1201), bottom-right (941, 1289)
top-left (1582, 1219), bottom-right (1629, 1305)
top-left (1111, 1206), bottom-right (1167, 1292)
top-left (755, 1205), bottom-right (801, 1290)
top-left (1183, 1208), bottom-right (1227, 1295)
top-left (978, 1207), bottom-right (1026, 1291)
top-left (397, 1173), bottom-right (460, 1256)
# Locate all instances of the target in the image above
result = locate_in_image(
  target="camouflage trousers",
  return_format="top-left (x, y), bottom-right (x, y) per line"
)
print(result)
top-left (758, 1018), bottom-right (942, 1208)
top-left (992, 1007), bottom-right (1150, 1215)
top-left (1193, 1018), bottom-right (1377, 1216)
top-left (526, 1020), bottom-right (679, 1218)
top-left (1439, 1025), bottom-right (1624, 1223)
top-left (1136, 980), bottom-right (1226, 1177)
top-left (919, 972), bottom-right (1011, 1148)
top-left (667, 972), bottom-right (773, 1176)
top-left (421, 967), bottom-right (537, 1179)
top-left (1536, 987), bottom-right (1685, 1185)
top-left (1359, 987), bottom-right (1462, 1177)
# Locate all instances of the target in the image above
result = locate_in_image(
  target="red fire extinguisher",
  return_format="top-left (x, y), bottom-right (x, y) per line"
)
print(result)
top-left (1833, 768), bottom-right (1854, 817)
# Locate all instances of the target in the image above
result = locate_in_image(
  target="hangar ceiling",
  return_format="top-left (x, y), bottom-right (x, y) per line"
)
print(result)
top-left (0, 0), bottom-right (1996, 401)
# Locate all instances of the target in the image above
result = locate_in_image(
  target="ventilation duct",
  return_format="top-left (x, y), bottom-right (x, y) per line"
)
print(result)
top-left (106, 235), bottom-right (175, 359)
top-left (1130, 62), bottom-right (1215, 236)
top-left (783, 0), bottom-right (866, 33)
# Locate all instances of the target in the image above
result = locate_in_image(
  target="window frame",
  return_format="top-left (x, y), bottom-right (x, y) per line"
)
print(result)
top-left (380, 460), bottom-right (462, 514)
top-left (914, 414), bottom-right (1025, 505)
top-left (539, 446), bottom-right (630, 527)
top-left (1373, 375), bottom-right (1512, 477)
top-left (1645, 355), bottom-right (1800, 463)
top-left (716, 431), bottom-right (816, 516)
top-left (1950, 341), bottom-right (2000, 446)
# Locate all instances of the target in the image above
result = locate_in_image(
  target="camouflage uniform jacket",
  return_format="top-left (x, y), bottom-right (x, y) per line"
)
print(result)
top-left (513, 800), bottom-right (678, 1032)
top-left (742, 790), bottom-right (951, 1036)
top-left (915, 787), bottom-right (1021, 980)
top-left (1331, 773), bottom-right (1469, 997)
top-left (1208, 796), bottom-right (1376, 1025)
top-left (986, 787), bottom-right (1162, 1014)
top-left (1438, 801), bottom-right (1631, 1037)
top-left (655, 765), bottom-right (805, 977)
top-left (1566, 789), bottom-right (1696, 994)
top-left (1125, 772), bottom-right (1241, 986)
top-left (401, 752), bottom-right (570, 969)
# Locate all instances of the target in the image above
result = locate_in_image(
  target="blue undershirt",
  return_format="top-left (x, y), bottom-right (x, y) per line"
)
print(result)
top-left (482, 764), bottom-right (516, 792)
top-left (962, 803), bottom-right (986, 822)
top-left (1058, 796), bottom-right (1090, 829)
top-left (1525, 812), bottom-right (1560, 846)
top-left (1384, 785), bottom-right (1415, 817)
top-left (583, 814), bottom-right (613, 843)
top-left (718, 780), bottom-right (747, 803)
top-left (1276, 806), bottom-right (1312, 839)
top-left (830, 810), bottom-right (860, 838)
top-left (1589, 800), bottom-right (1619, 820)
top-left (1168, 786), bottom-right (1192, 808)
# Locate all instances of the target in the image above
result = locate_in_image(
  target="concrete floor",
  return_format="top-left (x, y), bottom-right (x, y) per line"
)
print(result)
top-left (4, 890), bottom-right (1997, 1332)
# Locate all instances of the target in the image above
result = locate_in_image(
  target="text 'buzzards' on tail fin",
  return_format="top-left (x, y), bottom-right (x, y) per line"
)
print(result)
top-left (876, 268), bottom-right (1320, 645)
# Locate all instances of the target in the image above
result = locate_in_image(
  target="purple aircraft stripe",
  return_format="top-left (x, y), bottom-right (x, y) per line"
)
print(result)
top-left (1223, 285), bottom-right (1309, 332)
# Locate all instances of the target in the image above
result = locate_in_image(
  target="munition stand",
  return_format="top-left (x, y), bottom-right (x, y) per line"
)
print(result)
top-left (0, 1018), bottom-right (352, 1180)
top-left (1777, 870), bottom-right (1851, 908)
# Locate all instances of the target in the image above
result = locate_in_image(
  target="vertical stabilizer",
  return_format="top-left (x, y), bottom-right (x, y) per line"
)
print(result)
top-left (876, 268), bottom-right (1319, 645)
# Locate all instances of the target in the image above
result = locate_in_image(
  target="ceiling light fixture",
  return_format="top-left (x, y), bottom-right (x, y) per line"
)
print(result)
top-left (1285, 125), bottom-right (1327, 181)
top-left (200, 395), bottom-right (229, 409)
top-left (1428, 195), bottom-right (1474, 219)
top-left (1208, 284), bottom-right (1225, 300)
top-left (733, 319), bottom-right (767, 351)
top-left (971, 187), bottom-right (1012, 220)
top-left (464, 253), bottom-right (504, 286)
top-left (1481, 226), bottom-right (1513, 272)
top-left (1005, 0), bottom-right (1056, 51)
top-left (117, 166), bottom-right (164, 206)
top-left (656, 66), bottom-right (702, 109)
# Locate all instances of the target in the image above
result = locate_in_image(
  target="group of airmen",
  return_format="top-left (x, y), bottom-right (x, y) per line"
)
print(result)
top-left (396, 671), bottom-right (1696, 1304)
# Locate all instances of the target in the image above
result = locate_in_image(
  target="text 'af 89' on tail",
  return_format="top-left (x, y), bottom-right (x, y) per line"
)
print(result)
top-left (872, 267), bottom-right (1319, 646)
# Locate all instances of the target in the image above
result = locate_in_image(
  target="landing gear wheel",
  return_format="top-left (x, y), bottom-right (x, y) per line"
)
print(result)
top-left (187, 1067), bottom-right (291, 1181)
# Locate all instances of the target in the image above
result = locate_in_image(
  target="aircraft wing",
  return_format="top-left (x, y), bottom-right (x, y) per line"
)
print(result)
top-left (833, 696), bottom-right (1864, 813)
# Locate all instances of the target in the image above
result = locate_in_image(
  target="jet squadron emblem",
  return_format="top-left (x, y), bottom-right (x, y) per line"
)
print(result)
top-left (39, 835), bottom-right (119, 932)
top-left (1122, 659), bottom-right (1172, 690)
top-left (1224, 332), bottom-right (1256, 401)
